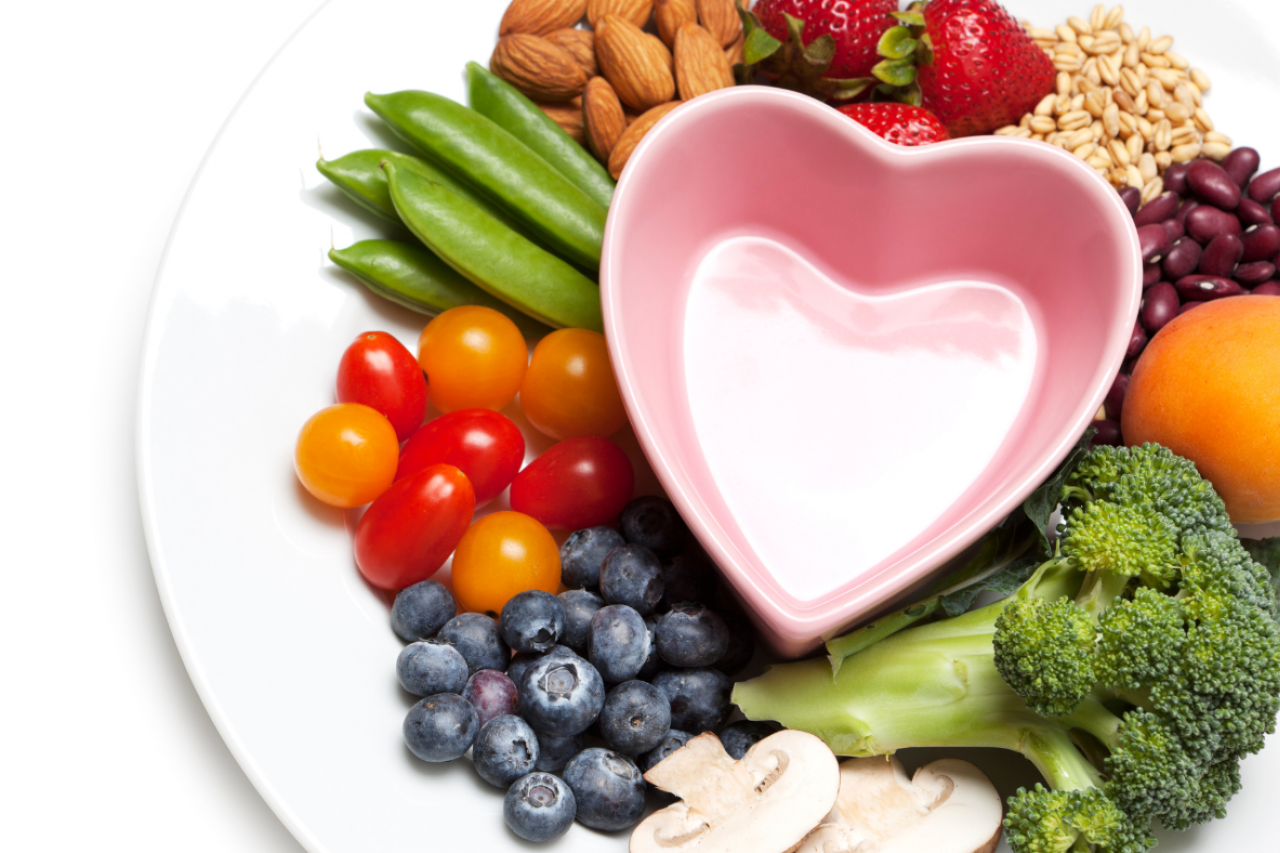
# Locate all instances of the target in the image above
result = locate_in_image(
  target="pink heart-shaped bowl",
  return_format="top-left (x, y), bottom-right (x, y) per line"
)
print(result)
top-left (601, 87), bottom-right (1141, 658)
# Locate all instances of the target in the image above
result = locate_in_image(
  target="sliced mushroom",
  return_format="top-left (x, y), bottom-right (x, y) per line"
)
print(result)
top-left (795, 756), bottom-right (1003, 853)
top-left (630, 730), bottom-right (840, 853)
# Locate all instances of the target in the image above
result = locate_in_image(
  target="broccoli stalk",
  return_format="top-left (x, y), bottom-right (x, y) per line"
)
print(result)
top-left (733, 444), bottom-right (1280, 853)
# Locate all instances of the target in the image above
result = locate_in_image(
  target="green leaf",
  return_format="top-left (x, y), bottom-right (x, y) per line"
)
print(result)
top-left (821, 77), bottom-right (876, 102)
top-left (802, 32), bottom-right (836, 70)
top-left (877, 26), bottom-right (917, 60)
top-left (1024, 430), bottom-right (1096, 555)
top-left (890, 11), bottom-right (926, 27)
top-left (872, 58), bottom-right (917, 87)
top-left (783, 12), bottom-right (807, 45)
top-left (743, 27), bottom-right (783, 65)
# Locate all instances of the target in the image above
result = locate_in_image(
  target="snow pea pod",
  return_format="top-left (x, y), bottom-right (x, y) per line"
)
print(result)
top-left (465, 62), bottom-right (614, 211)
top-left (384, 160), bottom-right (602, 332)
top-left (316, 149), bottom-right (521, 232)
top-left (365, 90), bottom-right (606, 272)
top-left (328, 239), bottom-right (551, 338)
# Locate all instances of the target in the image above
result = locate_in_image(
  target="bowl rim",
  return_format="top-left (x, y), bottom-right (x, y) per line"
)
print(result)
top-left (600, 86), bottom-right (1143, 654)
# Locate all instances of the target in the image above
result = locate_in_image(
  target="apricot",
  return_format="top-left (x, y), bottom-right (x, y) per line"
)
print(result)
top-left (1122, 296), bottom-right (1280, 524)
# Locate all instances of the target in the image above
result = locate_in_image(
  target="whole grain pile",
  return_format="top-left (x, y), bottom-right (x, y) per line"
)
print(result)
top-left (997, 4), bottom-right (1229, 204)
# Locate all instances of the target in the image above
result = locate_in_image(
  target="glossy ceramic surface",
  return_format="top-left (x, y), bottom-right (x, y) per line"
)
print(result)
top-left (602, 88), bottom-right (1142, 655)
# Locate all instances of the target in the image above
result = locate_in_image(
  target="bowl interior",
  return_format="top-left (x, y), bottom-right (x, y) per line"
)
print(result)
top-left (602, 88), bottom-right (1140, 655)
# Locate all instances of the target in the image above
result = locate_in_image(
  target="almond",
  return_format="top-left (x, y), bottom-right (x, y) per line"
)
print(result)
top-left (674, 23), bottom-right (733, 100)
top-left (725, 30), bottom-right (745, 68)
top-left (500, 0), bottom-right (588, 36)
top-left (595, 15), bottom-right (676, 112)
top-left (586, 0), bottom-right (654, 29)
top-left (491, 34), bottom-right (589, 103)
top-left (545, 27), bottom-right (598, 78)
top-left (608, 101), bottom-right (681, 178)
top-left (655, 0), bottom-right (697, 47)
top-left (583, 77), bottom-right (628, 163)
top-left (696, 0), bottom-right (742, 47)
top-left (538, 102), bottom-right (587, 144)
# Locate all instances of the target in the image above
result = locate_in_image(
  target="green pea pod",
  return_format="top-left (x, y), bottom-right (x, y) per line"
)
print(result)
top-left (384, 160), bottom-right (603, 332)
top-left (328, 238), bottom-right (551, 338)
top-left (465, 62), bottom-right (614, 211)
top-left (365, 90), bottom-right (606, 272)
top-left (316, 149), bottom-right (521, 232)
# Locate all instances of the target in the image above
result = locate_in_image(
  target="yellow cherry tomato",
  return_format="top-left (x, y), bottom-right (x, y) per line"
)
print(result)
top-left (519, 329), bottom-right (627, 440)
top-left (294, 403), bottom-right (399, 508)
top-left (451, 511), bottom-right (561, 615)
top-left (418, 306), bottom-right (527, 413)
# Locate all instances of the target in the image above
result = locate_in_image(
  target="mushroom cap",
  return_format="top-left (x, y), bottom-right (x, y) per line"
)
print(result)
top-left (631, 730), bottom-right (840, 853)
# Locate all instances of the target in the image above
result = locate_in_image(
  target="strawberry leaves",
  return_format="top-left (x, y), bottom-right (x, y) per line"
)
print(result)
top-left (733, 7), bottom-right (875, 102)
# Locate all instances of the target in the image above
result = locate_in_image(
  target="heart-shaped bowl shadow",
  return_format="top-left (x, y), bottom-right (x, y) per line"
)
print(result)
top-left (601, 87), bottom-right (1141, 658)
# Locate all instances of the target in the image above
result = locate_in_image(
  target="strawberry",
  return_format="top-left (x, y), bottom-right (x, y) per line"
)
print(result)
top-left (754, 0), bottom-right (899, 80)
top-left (836, 103), bottom-right (950, 146)
top-left (913, 0), bottom-right (1055, 137)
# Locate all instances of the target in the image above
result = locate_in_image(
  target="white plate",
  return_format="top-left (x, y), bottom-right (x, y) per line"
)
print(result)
top-left (137, 1), bottom-right (1280, 851)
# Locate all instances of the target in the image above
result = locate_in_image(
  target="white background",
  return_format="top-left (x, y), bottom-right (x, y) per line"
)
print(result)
top-left (1, 2), bottom-right (316, 849)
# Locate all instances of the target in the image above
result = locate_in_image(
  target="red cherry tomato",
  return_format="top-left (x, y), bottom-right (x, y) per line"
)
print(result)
top-left (337, 331), bottom-right (428, 442)
top-left (509, 437), bottom-right (635, 530)
top-left (397, 409), bottom-right (525, 505)
top-left (354, 464), bottom-right (476, 591)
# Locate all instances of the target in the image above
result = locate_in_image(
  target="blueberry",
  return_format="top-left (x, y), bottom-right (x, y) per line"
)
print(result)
top-left (504, 772), bottom-right (577, 843)
top-left (403, 694), bottom-right (478, 762)
top-left (640, 729), bottom-right (692, 773)
top-left (473, 715), bottom-right (540, 788)
top-left (438, 612), bottom-right (510, 675)
top-left (519, 653), bottom-right (606, 736)
top-left (589, 604), bottom-right (649, 683)
top-left (619, 496), bottom-right (687, 558)
top-left (638, 616), bottom-right (661, 681)
top-left (718, 720), bottom-right (782, 760)
top-left (500, 590), bottom-right (566, 654)
top-left (561, 526), bottom-right (626, 589)
top-left (535, 730), bottom-right (584, 773)
top-left (599, 545), bottom-right (664, 615)
top-left (656, 603), bottom-right (730, 668)
top-left (714, 615), bottom-right (756, 677)
top-left (558, 589), bottom-right (604, 654)
top-left (600, 680), bottom-right (671, 756)
top-left (396, 639), bottom-right (469, 697)
top-left (563, 748), bottom-right (647, 831)
top-left (391, 580), bottom-right (458, 642)
top-left (652, 667), bottom-right (733, 732)
top-left (462, 669), bottom-right (519, 728)
top-left (507, 655), bottom-right (537, 689)
top-left (659, 554), bottom-right (717, 611)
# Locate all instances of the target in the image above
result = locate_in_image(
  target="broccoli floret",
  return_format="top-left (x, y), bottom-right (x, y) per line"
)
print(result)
top-left (733, 442), bottom-right (1280, 853)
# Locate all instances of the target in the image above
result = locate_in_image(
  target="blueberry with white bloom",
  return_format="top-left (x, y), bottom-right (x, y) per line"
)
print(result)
top-left (519, 653), bottom-right (605, 736)
top-left (504, 772), bottom-right (576, 843)
top-left (656, 603), bottom-right (730, 668)
top-left (560, 526), bottom-right (625, 589)
top-left (473, 715), bottom-right (540, 788)
top-left (599, 680), bottom-right (671, 756)
top-left (390, 580), bottom-right (457, 642)
top-left (500, 590), bottom-right (565, 655)
top-left (599, 545), bottom-right (664, 616)
top-left (652, 667), bottom-right (733, 733)
top-left (588, 604), bottom-right (649, 683)
top-left (403, 694), bottom-right (477, 762)
top-left (562, 748), bottom-right (647, 831)
top-left (558, 589), bottom-right (604, 654)
top-left (396, 639), bottom-right (469, 697)
top-left (437, 612), bottom-right (509, 675)
top-left (535, 730), bottom-right (584, 773)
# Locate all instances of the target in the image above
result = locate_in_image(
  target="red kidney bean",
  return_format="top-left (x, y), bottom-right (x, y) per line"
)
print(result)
top-left (1118, 186), bottom-right (1142, 216)
top-left (1143, 261), bottom-right (1162, 287)
top-left (1137, 223), bottom-right (1172, 263)
top-left (1186, 205), bottom-right (1243, 243)
top-left (1162, 238), bottom-right (1202, 280)
top-left (1223, 147), bottom-right (1261, 189)
top-left (1164, 162), bottom-right (1191, 196)
top-left (1091, 419), bottom-right (1123, 447)
top-left (1141, 282), bottom-right (1180, 334)
top-left (1236, 261), bottom-right (1276, 287)
top-left (1247, 167), bottom-right (1280, 204)
top-left (1241, 224), bottom-right (1280, 263)
top-left (1176, 275), bottom-right (1247, 301)
top-left (1104, 373), bottom-right (1130, 421)
top-left (1237, 198), bottom-right (1273, 228)
top-left (1187, 160), bottom-right (1241, 210)
top-left (1272, 196), bottom-right (1280, 223)
top-left (1175, 199), bottom-right (1201, 226)
top-left (1162, 219), bottom-right (1185, 242)
top-left (1253, 281), bottom-right (1280, 296)
top-left (1126, 321), bottom-right (1148, 359)
top-left (1134, 192), bottom-right (1180, 226)
top-left (1198, 233), bottom-right (1244, 277)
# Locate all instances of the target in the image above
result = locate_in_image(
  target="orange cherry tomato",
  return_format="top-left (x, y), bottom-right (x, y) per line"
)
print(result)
top-left (519, 329), bottom-right (628, 440)
top-left (418, 306), bottom-right (527, 413)
top-left (451, 511), bottom-right (561, 616)
top-left (294, 403), bottom-right (399, 508)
